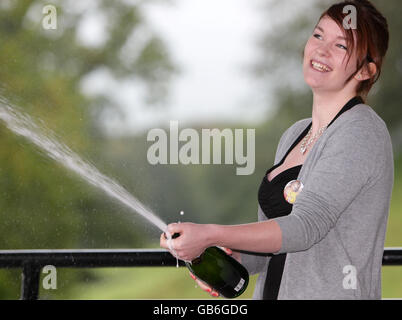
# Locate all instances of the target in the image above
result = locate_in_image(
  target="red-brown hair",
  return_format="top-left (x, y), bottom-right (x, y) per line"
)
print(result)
top-left (318, 0), bottom-right (389, 100)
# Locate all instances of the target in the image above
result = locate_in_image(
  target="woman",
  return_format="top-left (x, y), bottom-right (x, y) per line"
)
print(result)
top-left (160, 0), bottom-right (394, 299)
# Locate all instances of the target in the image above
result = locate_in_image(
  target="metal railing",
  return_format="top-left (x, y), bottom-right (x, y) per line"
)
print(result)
top-left (0, 247), bottom-right (401, 300)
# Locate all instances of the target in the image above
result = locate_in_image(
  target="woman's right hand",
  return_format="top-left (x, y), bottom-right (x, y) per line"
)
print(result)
top-left (188, 247), bottom-right (241, 298)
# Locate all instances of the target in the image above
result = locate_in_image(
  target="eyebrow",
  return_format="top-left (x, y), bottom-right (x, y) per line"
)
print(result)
top-left (315, 26), bottom-right (346, 40)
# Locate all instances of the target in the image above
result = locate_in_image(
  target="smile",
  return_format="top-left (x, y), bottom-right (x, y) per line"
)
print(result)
top-left (311, 60), bottom-right (332, 72)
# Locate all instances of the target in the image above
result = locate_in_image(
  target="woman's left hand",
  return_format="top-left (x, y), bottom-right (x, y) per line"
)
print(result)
top-left (160, 222), bottom-right (214, 261)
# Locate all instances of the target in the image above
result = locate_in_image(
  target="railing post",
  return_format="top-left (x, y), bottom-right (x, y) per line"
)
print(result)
top-left (21, 263), bottom-right (41, 300)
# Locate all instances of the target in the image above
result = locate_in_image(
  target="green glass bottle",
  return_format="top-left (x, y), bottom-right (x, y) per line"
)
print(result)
top-left (185, 246), bottom-right (249, 299)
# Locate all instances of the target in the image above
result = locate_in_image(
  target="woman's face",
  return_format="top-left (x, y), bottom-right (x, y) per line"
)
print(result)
top-left (303, 16), bottom-right (359, 94)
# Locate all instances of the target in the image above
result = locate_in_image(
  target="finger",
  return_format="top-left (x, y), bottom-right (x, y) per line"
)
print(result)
top-left (160, 233), bottom-right (176, 252)
top-left (222, 247), bottom-right (233, 255)
top-left (188, 272), bottom-right (208, 290)
top-left (195, 278), bottom-right (213, 293)
top-left (189, 273), bottom-right (220, 297)
top-left (195, 277), bottom-right (220, 297)
top-left (219, 247), bottom-right (241, 262)
top-left (166, 222), bottom-right (185, 237)
top-left (160, 233), bottom-right (168, 249)
top-left (196, 279), bottom-right (220, 298)
top-left (210, 290), bottom-right (220, 298)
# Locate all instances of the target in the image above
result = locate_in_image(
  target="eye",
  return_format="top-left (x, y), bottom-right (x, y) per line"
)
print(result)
top-left (313, 33), bottom-right (322, 40)
top-left (337, 44), bottom-right (347, 50)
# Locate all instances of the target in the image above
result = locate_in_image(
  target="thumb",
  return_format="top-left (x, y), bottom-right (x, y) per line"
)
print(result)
top-left (166, 223), bottom-right (183, 238)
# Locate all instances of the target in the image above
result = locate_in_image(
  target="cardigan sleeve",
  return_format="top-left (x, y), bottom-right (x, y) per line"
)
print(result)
top-left (273, 120), bottom-right (381, 254)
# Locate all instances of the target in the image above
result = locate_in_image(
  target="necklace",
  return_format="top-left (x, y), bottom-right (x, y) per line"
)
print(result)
top-left (300, 125), bottom-right (327, 155)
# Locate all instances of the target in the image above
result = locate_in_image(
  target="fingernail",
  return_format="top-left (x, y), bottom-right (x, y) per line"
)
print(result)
top-left (206, 288), bottom-right (212, 293)
top-left (211, 292), bottom-right (219, 297)
top-left (189, 273), bottom-right (196, 280)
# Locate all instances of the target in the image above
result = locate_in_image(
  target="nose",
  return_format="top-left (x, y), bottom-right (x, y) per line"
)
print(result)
top-left (316, 42), bottom-right (331, 57)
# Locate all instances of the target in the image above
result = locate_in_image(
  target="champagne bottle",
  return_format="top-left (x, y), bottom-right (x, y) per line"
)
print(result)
top-left (165, 232), bottom-right (249, 298)
top-left (185, 246), bottom-right (249, 299)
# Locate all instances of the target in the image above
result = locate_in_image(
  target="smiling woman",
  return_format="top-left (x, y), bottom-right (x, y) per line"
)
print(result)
top-left (160, 0), bottom-right (394, 300)
top-left (304, 0), bottom-right (388, 101)
top-left (303, 16), bottom-right (372, 101)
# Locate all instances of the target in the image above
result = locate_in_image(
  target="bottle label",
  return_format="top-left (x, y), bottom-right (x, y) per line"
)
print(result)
top-left (234, 278), bottom-right (245, 292)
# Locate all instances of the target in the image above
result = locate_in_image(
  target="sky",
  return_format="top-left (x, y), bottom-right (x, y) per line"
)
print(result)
top-left (81, 0), bottom-right (271, 135)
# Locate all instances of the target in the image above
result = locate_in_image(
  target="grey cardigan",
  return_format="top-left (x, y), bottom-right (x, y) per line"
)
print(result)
top-left (241, 103), bottom-right (394, 299)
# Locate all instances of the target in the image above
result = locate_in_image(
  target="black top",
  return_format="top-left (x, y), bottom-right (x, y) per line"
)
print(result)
top-left (258, 96), bottom-right (363, 300)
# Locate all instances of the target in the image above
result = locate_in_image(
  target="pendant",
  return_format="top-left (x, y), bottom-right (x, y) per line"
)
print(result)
top-left (284, 180), bottom-right (304, 204)
top-left (300, 146), bottom-right (307, 154)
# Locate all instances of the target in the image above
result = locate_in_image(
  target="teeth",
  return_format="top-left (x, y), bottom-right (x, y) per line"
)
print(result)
top-left (311, 61), bottom-right (331, 72)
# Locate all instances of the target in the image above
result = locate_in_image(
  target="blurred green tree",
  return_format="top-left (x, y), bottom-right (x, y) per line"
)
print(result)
top-left (0, 0), bottom-right (177, 298)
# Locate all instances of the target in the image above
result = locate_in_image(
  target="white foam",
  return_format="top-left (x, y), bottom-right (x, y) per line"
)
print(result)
top-left (165, 231), bottom-right (179, 268)
top-left (0, 98), bottom-right (168, 232)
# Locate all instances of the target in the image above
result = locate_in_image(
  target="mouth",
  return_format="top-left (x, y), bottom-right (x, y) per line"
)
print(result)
top-left (310, 60), bottom-right (332, 73)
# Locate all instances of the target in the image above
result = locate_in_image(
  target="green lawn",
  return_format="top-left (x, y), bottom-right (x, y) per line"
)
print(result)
top-left (39, 264), bottom-right (400, 300)
top-left (40, 267), bottom-right (258, 300)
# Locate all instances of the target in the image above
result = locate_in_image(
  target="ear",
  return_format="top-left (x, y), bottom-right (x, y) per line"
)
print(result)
top-left (355, 62), bottom-right (377, 81)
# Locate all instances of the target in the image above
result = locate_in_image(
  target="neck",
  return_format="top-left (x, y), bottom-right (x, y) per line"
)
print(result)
top-left (311, 90), bottom-right (357, 134)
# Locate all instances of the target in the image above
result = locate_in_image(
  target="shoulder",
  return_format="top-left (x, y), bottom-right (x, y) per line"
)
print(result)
top-left (328, 103), bottom-right (391, 144)
top-left (323, 103), bottom-right (393, 177)
top-left (341, 103), bottom-right (387, 126)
